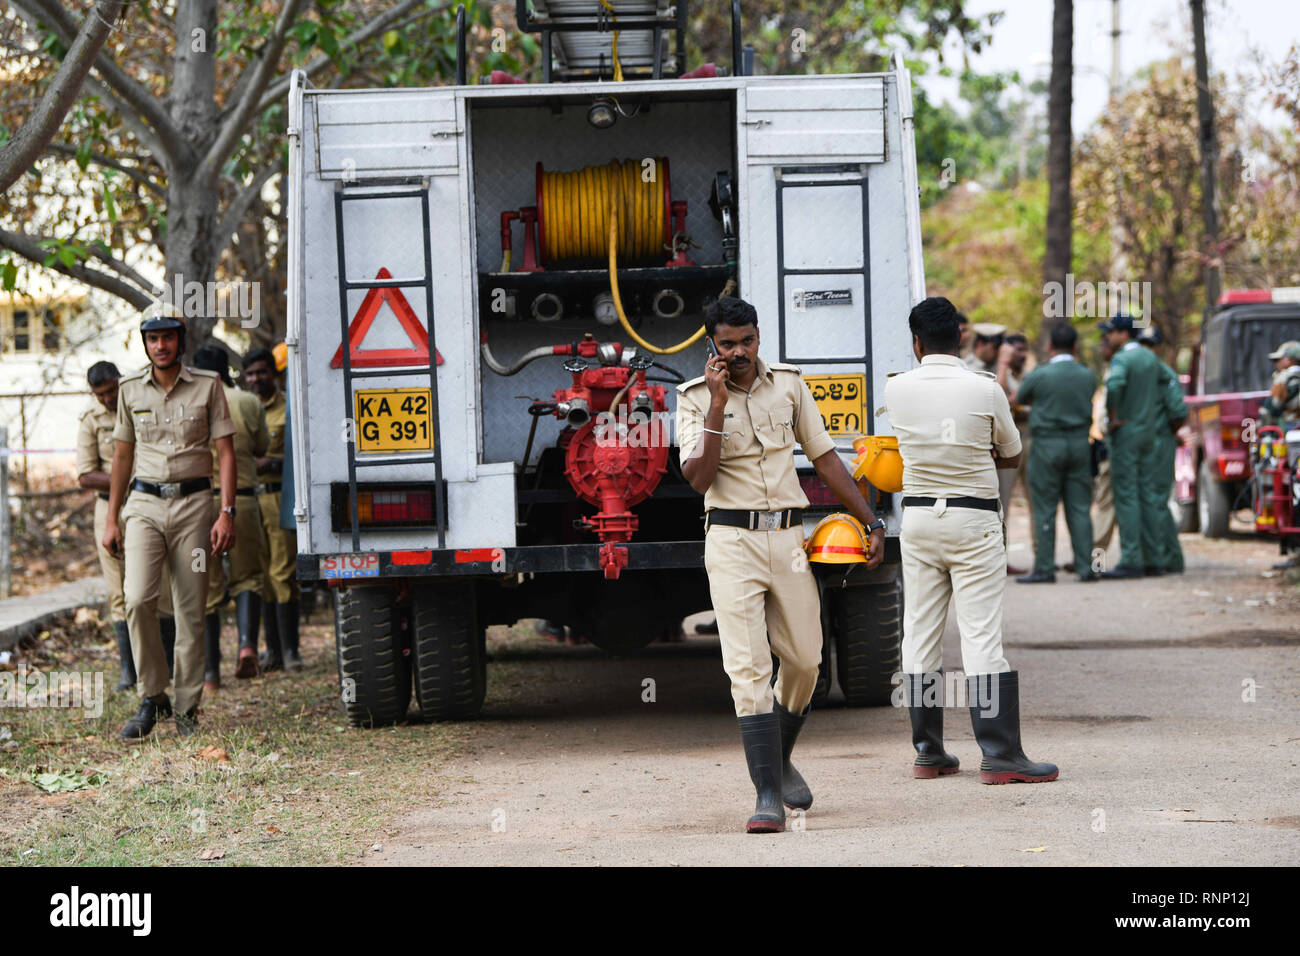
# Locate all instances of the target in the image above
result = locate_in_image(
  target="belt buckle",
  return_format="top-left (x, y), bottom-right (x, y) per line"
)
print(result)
top-left (255, 483), bottom-right (267, 496)
top-left (759, 510), bottom-right (782, 530)
top-left (159, 482), bottom-right (180, 499)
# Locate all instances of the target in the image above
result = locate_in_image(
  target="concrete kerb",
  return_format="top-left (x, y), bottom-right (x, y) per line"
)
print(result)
top-left (0, 578), bottom-right (106, 652)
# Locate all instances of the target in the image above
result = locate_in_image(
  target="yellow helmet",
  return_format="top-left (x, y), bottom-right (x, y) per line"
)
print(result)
top-left (852, 435), bottom-right (903, 494)
top-left (273, 341), bottom-right (288, 372)
top-left (805, 513), bottom-right (869, 564)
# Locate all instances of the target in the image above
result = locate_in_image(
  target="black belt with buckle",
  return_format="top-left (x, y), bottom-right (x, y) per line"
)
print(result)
top-left (212, 487), bottom-right (258, 497)
top-left (96, 492), bottom-right (110, 502)
top-left (131, 477), bottom-right (211, 499)
top-left (902, 496), bottom-right (999, 512)
top-left (706, 508), bottom-right (804, 530)
top-left (256, 482), bottom-right (282, 495)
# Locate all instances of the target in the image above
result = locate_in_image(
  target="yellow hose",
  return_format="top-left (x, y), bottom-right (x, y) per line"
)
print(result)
top-left (538, 158), bottom-right (705, 355)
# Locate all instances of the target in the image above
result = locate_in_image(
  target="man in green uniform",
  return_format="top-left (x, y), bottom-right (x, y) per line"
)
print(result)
top-left (193, 347), bottom-right (270, 686)
top-left (1099, 315), bottom-right (1177, 578)
top-left (1259, 341), bottom-right (1300, 428)
top-left (1139, 327), bottom-right (1189, 574)
top-left (242, 347), bottom-right (301, 671)
top-left (1012, 324), bottom-right (1097, 583)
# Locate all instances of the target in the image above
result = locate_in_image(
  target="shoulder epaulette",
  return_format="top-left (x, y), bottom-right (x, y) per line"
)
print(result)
top-left (120, 366), bottom-right (150, 383)
top-left (676, 375), bottom-right (706, 394)
top-left (189, 367), bottom-right (219, 380)
top-left (973, 369), bottom-right (997, 380)
top-left (769, 361), bottom-right (803, 374)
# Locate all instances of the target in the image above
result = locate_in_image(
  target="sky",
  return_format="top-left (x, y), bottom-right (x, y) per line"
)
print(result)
top-left (923, 0), bottom-right (1299, 133)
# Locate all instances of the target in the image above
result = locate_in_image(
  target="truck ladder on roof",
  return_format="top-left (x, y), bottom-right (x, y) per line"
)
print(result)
top-left (332, 178), bottom-right (446, 551)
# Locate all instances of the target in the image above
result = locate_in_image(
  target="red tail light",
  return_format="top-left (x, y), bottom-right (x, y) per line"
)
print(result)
top-left (799, 474), bottom-right (839, 507)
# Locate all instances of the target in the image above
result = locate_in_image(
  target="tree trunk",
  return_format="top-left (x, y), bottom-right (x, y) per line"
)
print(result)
top-left (1191, 0), bottom-right (1220, 309)
top-left (163, 0), bottom-right (219, 354)
top-left (1042, 0), bottom-right (1073, 349)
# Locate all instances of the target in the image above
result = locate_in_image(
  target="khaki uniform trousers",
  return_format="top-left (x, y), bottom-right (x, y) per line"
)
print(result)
top-left (95, 497), bottom-right (174, 623)
top-left (704, 523), bottom-right (822, 717)
top-left (900, 501), bottom-right (1011, 676)
top-left (259, 490), bottom-right (297, 603)
top-left (207, 496), bottom-right (267, 614)
top-left (121, 489), bottom-right (212, 714)
top-left (1092, 455), bottom-right (1116, 551)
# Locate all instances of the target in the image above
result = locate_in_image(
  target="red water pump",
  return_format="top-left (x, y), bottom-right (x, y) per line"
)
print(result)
top-left (548, 336), bottom-right (670, 579)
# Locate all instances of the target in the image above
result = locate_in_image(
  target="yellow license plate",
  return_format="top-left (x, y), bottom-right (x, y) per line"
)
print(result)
top-left (354, 388), bottom-right (433, 453)
top-left (806, 374), bottom-right (867, 435)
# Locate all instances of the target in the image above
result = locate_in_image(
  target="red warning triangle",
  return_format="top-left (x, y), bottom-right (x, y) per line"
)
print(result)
top-left (330, 267), bottom-right (444, 368)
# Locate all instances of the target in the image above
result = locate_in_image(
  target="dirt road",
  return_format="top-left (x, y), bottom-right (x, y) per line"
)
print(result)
top-left (367, 513), bottom-right (1300, 866)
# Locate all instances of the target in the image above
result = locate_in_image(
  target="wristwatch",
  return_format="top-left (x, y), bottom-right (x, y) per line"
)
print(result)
top-left (865, 518), bottom-right (886, 534)
top-left (221, 505), bottom-right (237, 518)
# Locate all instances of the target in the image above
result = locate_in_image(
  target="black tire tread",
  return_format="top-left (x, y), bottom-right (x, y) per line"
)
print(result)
top-left (336, 586), bottom-right (411, 728)
top-left (1198, 458), bottom-right (1231, 538)
top-left (831, 571), bottom-right (903, 707)
top-left (412, 581), bottom-right (486, 721)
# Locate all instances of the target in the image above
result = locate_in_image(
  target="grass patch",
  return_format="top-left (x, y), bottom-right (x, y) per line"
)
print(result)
top-left (0, 609), bottom-right (477, 866)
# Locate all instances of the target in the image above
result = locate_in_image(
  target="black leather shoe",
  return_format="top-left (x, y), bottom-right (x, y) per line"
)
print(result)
top-left (175, 707), bottom-right (199, 738)
top-left (112, 621), bottom-right (136, 692)
top-left (1100, 565), bottom-right (1144, 579)
top-left (1016, 571), bottom-right (1056, 584)
top-left (694, 617), bottom-right (719, 634)
top-left (905, 672), bottom-right (960, 778)
top-left (967, 672), bottom-right (1058, 784)
top-left (1078, 572), bottom-right (1100, 582)
top-left (277, 601), bottom-right (303, 672)
top-left (120, 694), bottom-right (172, 740)
top-left (1142, 566), bottom-right (1165, 577)
top-left (773, 702), bottom-right (813, 810)
top-left (738, 713), bottom-right (784, 833)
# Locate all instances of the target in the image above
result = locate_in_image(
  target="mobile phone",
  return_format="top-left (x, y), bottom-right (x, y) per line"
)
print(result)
top-left (705, 335), bottom-right (718, 359)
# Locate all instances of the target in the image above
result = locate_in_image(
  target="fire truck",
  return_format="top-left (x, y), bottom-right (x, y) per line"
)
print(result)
top-left (284, 2), bottom-right (925, 726)
top-left (1177, 288), bottom-right (1300, 537)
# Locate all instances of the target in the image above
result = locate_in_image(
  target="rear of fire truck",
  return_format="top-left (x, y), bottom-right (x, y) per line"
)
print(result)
top-left (284, 1), bottom-right (926, 726)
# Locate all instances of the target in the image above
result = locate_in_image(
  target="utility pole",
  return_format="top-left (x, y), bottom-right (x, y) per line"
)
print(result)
top-left (1191, 0), bottom-right (1220, 308)
top-left (1108, 0), bottom-right (1127, 285)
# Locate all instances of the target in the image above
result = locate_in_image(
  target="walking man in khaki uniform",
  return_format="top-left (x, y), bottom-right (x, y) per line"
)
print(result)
top-left (242, 348), bottom-right (301, 671)
top-left (884, 297), bottom-right (1057, 784)
top-left (193, 346), bottom-right (269, 686)
top-left (677, 297), bottom-right (886, 833)
top-left (77, 362), bottom-right (177, 690)
top-left (104, 313), bottom-right (237, 739)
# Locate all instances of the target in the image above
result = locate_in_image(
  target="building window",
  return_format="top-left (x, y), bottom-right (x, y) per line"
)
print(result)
top-left (42, 308), bottom-right (61, 351)
top-left (12, 310), bottom-right (29, 352)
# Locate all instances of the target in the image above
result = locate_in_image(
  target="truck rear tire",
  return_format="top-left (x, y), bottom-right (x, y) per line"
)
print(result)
top-left (336, 585), bottom-right (411, 728)
top-left (411, 581), bottom-right (486, 721)
top-left (829, 568), bottom-right (903, 707)
top-left (1198, 458), bottom-right (1232, 538)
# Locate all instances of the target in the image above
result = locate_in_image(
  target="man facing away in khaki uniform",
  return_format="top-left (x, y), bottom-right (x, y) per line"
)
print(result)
top-left (677, 296), bottom-right (886, 833)
top-left (193, 346), bottom-right (269, 687)
top-left (884, 297), bottom-right (1057, 784)
top-left (104, 313), bottom-right (237, 739)
top-left (242, 347), bottom-right (301, 671)
top-left (77, 362), bottom-right (178, 691)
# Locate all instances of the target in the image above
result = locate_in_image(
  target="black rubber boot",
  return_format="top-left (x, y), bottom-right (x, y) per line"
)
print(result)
top-left (277, 601), bottom-right (302, 671)
top-left (120, 694), bottom-right (172, 740)
top-left (738, 713), bottom-right (785, 833)
top-left (112, 621), bottom-right (136, 692)
top-left (773, 702), bottom-right (813, 810)
top-left (260, 600), bottom-right (283, 672)
top-left (204, 613), bottom-right (222, 687)
top-left (905, 672), bottom-right (960, 778)
top-left (968, 671), bottom-right (1059, 784)
top-left (234, 591), bottom-right (262, 679)
top-left (159, 617), bottom-right (176, 678)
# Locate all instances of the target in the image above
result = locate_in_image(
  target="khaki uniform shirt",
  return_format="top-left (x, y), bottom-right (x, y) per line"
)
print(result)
top-left (262, 389), bottom-right (287, 459)
top-left (964, 353), bottom-right (997, 375)
top-left (75, 403), bottom-right (116, 479)
top-left (212, 385), bottom-right (269, 489)
top-left (883, 353), bottom-right (1021, 499)
top-left (113, 365), bottom-right (236, 481)
top-left (676, 356), bottom-right (836, 512)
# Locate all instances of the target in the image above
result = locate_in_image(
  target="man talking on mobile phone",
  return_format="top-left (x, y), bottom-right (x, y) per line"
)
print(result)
top-left (676, 296), bottom-right (886, 833)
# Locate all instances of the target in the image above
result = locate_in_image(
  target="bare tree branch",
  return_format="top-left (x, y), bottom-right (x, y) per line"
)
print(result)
top-left (0, 225), bottom-right (154, 309)
top-left (213, 157), bottom-right (284, 262)
top-left (0, 0), bottom-right (128, 192)
top-left (46, 143), bottom-right (165, 196)
top-left (85, 242), bottom-right (160, 294)
top-left (11, 0), bottom-right (190, 166)
top-left (85, 76), bottom-right (170, 162)
top-left (204, 0), bottom-right (311, 174)
top-left (255, 0), bottom-right (446, 115)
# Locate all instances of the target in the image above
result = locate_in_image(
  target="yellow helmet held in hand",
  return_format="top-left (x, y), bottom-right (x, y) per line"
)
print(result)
top-left (273, 341), bottom-right (288, 373)
top-left (805, 513), bottom-right (870, 564)
top-left (852, 435), bottom-right (903, 494)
